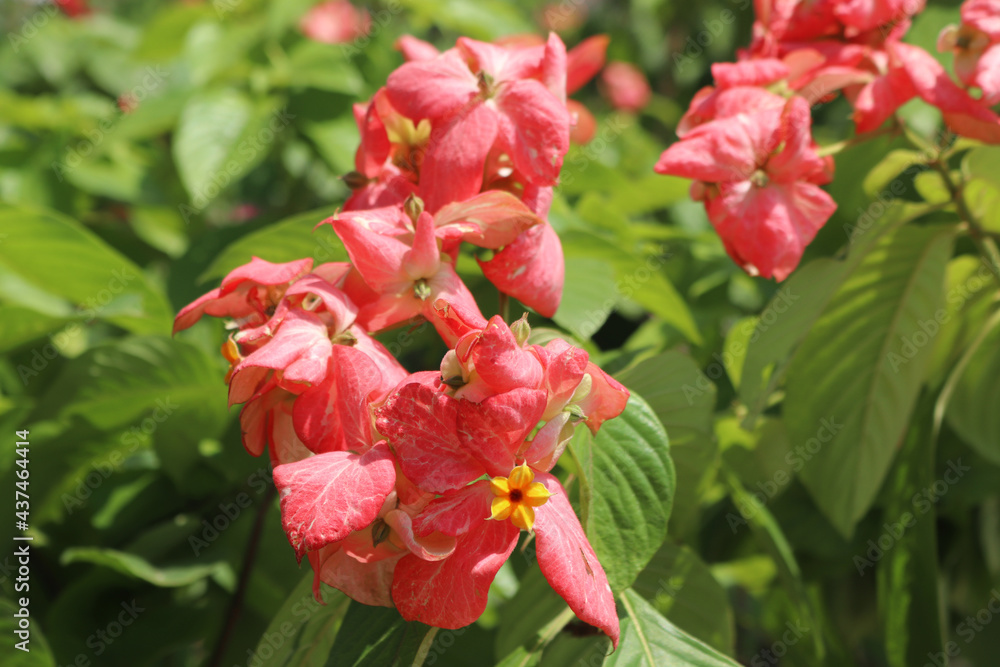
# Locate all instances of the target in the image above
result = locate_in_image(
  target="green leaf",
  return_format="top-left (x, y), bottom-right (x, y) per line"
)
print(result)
top-left (863, 149), bottom-right (924, 197)
top-left (201, 206), bottom-right (345, 281)
top-left (945, 311), bottom-right (1000, 464)
top-left (60, 547), bottom-right (232, 588)
top-left (284, 41), bottom-right (365, 94)
top-left (615, 351), bottom-right (715, 536)
top-left (172, 89), bottom-right (287, 206)
top-left (552, 257), bottom-right (619, 339)
top-left (722, 317), bottom-right (755, 390)
top-left (632, 542), bottom-right (735, 655)
top-left (575, 393), bottom-right (676, 593)
top-left (0, 598), bottom-right (56, 666)
top-left (877, 392), bottom-right (945, 667)
top-left (962, 145), bottom-right (1000, 187)
top-left (326, 602), bottom-right (437, 667)
top-left (55, 335), bottom-right (227, 432)
top-left (0, 204), bottom-right (172, 335)
top-left (604, 590), bottom-right (741, 667)
top-left (739, 202), bottom-right (931, 420)
top-left (785, 224), bottom-right (955, 536)
top-left (559, 230), bottom-right (701, 344)
top-left (250, 573), bottom-right (351, 667)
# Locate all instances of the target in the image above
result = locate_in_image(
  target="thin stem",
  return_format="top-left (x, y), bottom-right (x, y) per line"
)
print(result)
top-left (817, 122), bottom-right (902, 158)
top-left (930, 159), bottom-right (1000, 288)
top-left (207, 484), bottom-right (278, 667)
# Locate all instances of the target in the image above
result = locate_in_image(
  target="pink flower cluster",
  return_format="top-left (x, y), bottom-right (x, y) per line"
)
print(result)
top-left (174, 33), bottom-right (628, 642)
top-left (656, 0), bottom-right (1000, 281)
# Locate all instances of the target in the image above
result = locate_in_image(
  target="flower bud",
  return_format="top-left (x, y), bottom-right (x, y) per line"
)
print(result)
top-left (404, 194), bottom-right (425, 224)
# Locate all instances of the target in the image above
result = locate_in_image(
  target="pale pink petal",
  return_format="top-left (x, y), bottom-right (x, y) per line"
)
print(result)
top-left (374, 383), bottom-right (486, 493)
top-left (274, 442), bottom-right (397, 559)
top-left (534, 472), bottom-right (619, 647)
top-left (478, 223), bottom-right (564, 318)
top-left (386, 49), bottom-right (479, 122)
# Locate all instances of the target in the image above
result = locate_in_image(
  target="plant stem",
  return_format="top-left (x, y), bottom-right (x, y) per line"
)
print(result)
top-left (499, 291), bottom-right (510, 324)
top-left (930, 160), bottom-right (1000, 288)
top-left (817, 122), bottom-right (902, 158)
top-left (207, 484), bottom-right (277, 667)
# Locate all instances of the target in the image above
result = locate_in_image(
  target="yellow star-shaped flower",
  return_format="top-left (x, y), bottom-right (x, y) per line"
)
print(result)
top-left (489, 463), bottom-right (552, 531)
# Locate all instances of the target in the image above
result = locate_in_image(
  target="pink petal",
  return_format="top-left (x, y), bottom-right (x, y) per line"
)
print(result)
top-left (566, 35), bottom-right (609, 95)
top-left (230, 311), bottom-right (332, 402)
top-left (707, 180), bottom-right (836, 281)
top-left (331, 213), bottom-right (411, 291)
top-left (600, 61), bottom-right (652, 112)
top-left (274, 442), bottom-right (397, 559)
top-left (457, 37), bottom-right (545, 82)
top-left (386, 49), bottom-right (478, 122)
top-left (478, 223), bottom-right (564, 318)
top-left (430, 298), bottom-right (489, 347)
top-left (468, 315), bottom-right (545, 395)
top-left (577, 364), bottom-right (630, 433)
top-left (292, 345), bottom-right (382, 454)
top-left (395, 34), bottom-right (440, 61)
top-left (656, 108), bottom-right (783, 183)
top-left (533, 472), bottom-right (619, 647)
top-left (419, 102), bottom-right (500, 213)
top-left (393, 483), bottom-right (520, 628)
top-left (542, 32), bottom-right (568, 104)
top-left (457, 387), bottom-right (548, 475)
top-left (375, 383), bottom-right (486, 493)
top-left (496, 78), bottom-right (570, 185)
top-left (311, 545), bottom-right (404, 607)
top-left (433, 190), bottom-right (544, 250)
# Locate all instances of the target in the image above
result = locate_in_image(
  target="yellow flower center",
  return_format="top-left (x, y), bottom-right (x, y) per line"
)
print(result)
top-left (488, 463), bottom-right (552, 532)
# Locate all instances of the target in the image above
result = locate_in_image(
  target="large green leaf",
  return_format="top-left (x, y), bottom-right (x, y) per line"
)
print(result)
top-left (945, 311), bottom-right (1000, 464)
top-left (784, 224), bottom-right (955, 536)
top-left (0, 204), bottom-right (172, 335)
top-left (558, 230), bottom-right (701, 344)
top-left (575, 393), bottom-right (676, 593)
top-left (249, 573), bottom-right (351, 667)
top-left (739, 203), bottom-right (931, 420)
top-left (604, 590), bottom-right (741, 667)
top-left (877, 392), bottom-right (945, 667)
top-left (615, 351), bottom-right (715, 536)
top-left (54, 335), bottom-right (227, 432)
top-left (326, 602), bottom-right (437, 667)
top-left (632, 541), bottom-right (734, 655)
top-left (201, 206), bottom-right (344, 281)
top-left (172, 88), bottom-right (287, 206)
